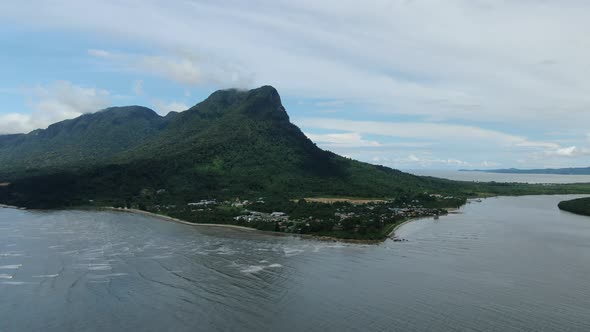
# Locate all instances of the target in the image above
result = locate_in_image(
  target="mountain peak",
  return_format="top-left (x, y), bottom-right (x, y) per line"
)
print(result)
top-left (241, 85), bottom-right (288, 122)
top-left (248, 85), bottom-right (280, 98)
top-left (188, 85), bottom-right (288, 122)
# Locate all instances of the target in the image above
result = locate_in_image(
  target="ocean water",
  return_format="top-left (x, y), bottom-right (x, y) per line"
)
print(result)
top-left (1, 195), bottom-right (590, 331)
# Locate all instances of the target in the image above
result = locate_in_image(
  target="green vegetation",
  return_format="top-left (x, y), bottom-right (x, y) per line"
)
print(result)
top-left (558, 197), bottom-right (590, 217)
top-left (148, 197), bottom-right (450, 241)
top-left (0, 86), bottom-right (475, 209)
top-left (1, 85), bottom-right (590, 240)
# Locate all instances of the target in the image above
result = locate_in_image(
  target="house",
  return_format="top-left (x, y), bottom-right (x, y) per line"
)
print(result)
top-left (188, 199), bottom-right (217, 207)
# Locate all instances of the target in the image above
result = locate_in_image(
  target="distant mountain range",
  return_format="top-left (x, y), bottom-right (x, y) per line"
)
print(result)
top-left (460, 167), bottom-right (590, 175)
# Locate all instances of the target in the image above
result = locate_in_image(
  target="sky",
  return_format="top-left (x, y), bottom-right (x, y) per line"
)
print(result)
top-left (1, 0), bottom-right (590, 170)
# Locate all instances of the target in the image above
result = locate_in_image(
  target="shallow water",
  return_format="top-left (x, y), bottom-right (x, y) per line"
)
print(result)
top-left (1, 195), bottom-right (590, 331)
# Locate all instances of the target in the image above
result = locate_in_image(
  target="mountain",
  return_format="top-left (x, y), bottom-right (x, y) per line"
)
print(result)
top-left (0, 86), bottom-right (468, 208)
top-left (460, 167), bottom-right (590, 175)
top-left (0, 106), bottom-right (170, 173)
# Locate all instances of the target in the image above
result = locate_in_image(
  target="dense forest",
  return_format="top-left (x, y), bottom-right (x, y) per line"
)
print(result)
top-left (558, 197), bottom-right (590, 217)
top-left (1, 86), bottom-right (590, 210)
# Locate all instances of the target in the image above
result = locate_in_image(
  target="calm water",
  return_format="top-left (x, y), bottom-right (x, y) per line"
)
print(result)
top-left (2, 195), bottom-right (590, 331)
top-left (408, 169), bottom-right (590, 184)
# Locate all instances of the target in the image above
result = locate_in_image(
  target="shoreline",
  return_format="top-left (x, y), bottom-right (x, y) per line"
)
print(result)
top-left (388, 207), bottom-right (461, 238)
top-left (103, 206), bottom-right (460, 244)
top-left (102, 207), bottom-right (258, 232)
top-left (0, 204), bottom-right (22, 209)
top-left (0, 204), bottom-right (462, 245)
top-left (388, 218), bottom-right (420, 238)
top-left (102, 207), bottom-right (388, 244)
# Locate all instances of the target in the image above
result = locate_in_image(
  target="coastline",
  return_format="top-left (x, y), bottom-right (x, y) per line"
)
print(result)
top-left (102, 207), bottom-right (257, 232)
top-left (102, 207), bottom-right (388, 244)
top-left (0, 204), bottom-right (461, 245)
top-left (388, 207), bottom-right (461, 238)
top-left (388, 217), bottom-right (420, 238)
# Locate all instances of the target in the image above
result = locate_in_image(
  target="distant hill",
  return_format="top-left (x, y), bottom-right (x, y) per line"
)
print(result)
top-left (460, 167), bottom-right (590, 175)
top-left (0, 106), bottom-right (170, 173)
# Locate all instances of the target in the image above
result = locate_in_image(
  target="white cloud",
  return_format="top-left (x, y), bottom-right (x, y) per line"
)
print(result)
top-left (373, 155), bottom-right (499, 169)
top-left (152, 100), bottom-right (188, 115)
top-left (301, 119), bottom-right (590, 168)
top-left (305, 132), bottom-right (381, 148)
top-left (299, 118), bottom-right (558, 150)
top-left (2, 1), bottom-right (590, 128)
top-left (87, 49), bottom-right (111, 58)
top-left (88, 49), bottom-right (254, 88)
top-left (480, 161), bottom-right (501, 168)
top-left (132, 80), bottom-right (143, 95)
top-left (0, 81), bottom-right (111, 134)
top-left (0, 113), bottom-right (34, 135)
top-left (3, 1), bottom-right (590, 167)
top-left (387, 154), bottom-right (472, 168)
top-left (545, 146), bottom-right (590, 157)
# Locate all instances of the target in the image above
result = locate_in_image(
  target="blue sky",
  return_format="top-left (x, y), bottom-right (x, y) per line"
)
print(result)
top-left (1, 1), bottom-right (590, 170)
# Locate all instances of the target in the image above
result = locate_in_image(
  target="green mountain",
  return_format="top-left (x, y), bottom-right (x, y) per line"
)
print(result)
top-left (0, 86), bottom-right (450, 208)
top-left (1, 86), bottom-right (590, 209)
top-left (0, 106), bottom-right (169, 174)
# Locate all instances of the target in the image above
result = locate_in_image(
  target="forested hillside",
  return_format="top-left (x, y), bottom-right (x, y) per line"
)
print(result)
top-left (1, 86), bottom-right (590, 209)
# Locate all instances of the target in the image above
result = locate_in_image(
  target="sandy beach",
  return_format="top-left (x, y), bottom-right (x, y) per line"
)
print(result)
top-left (103, 207), bottom-right (388, 244)
top-left (103, 207), bottom-right (258, 232)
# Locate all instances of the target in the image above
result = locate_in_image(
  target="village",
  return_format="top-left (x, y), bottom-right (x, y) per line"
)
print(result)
top-left (145, 193), bottom-right (463, 239)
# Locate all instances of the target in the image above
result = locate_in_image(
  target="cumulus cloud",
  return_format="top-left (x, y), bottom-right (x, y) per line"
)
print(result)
top-left (88, 49), bottom-right (254, 88)
top-left (3, 0), bottom-right (587, 124)
top-left (152, 100), bottom-right (189, 115)
top-left (0, 113), bottom-right (33, 135)
top-left (87, 49), bottom-right (111, 58)
top-left (301, 119), bottom-right (588, 168)
top-left (132, 80), bottom-right (143, 95)
top-left (373, 154), bottom-right (472, 169)
top-left (0, 81), bottom-right (111, 134)
top-left (545, 146), bottom-right (590, 157)
top-left (299, 118), bottom-right (558, 150)
top-left (305, 132), bottom-right (381, 148)
top-left (3, 1), bottom-right (590, 166)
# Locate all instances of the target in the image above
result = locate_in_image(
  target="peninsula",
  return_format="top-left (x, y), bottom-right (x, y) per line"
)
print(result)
top-left (558, 197), bottom-right (590, 217)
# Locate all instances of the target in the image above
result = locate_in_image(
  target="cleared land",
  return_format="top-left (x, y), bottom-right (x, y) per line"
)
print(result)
top-left (304, 197), bottom-right (387, 204)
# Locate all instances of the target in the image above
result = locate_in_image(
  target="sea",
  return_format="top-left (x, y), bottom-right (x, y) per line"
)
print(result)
top-left (1, 171), bottom-right (590, 331)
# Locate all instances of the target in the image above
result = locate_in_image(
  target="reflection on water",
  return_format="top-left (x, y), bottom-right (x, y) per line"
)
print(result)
top-left (2, 195), bottom-right (590, 331)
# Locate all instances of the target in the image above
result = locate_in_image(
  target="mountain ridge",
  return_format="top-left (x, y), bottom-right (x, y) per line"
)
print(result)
top-left (0, 86), bottom-right (449, 208)
top-left (2, 85), bottom-right (590, 209)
